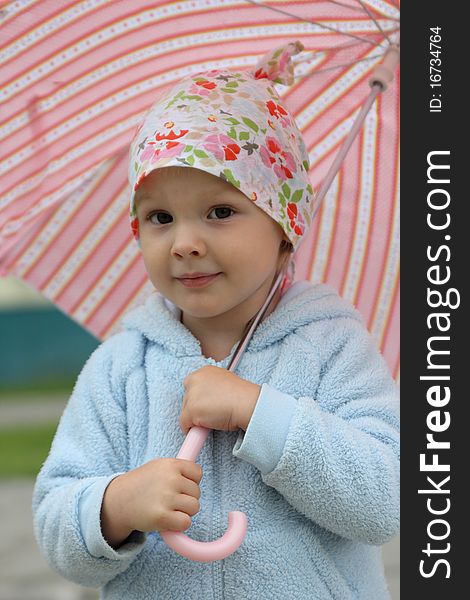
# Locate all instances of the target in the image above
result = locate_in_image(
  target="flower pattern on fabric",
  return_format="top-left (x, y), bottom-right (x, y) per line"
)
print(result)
top-left (259, 137), bottom-right (297, 180)
top-left (203, 134), bottom-right (241, 162)
top-left (128, 40), bottom-right (314, 252)
top-left (191, 79), bottom-right (217, 94)
top-left (287, 202), bottom-right (306, 236)
top-left (266, 99), bottom-right (288, 119)
top-left (130, 216), bottom-right (139, 239)
top-left (253, 41), bottom-right (304, 86)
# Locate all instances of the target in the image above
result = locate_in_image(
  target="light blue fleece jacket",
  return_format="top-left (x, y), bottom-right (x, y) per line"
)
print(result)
top-left (32, 281), bottom-right (400, 600)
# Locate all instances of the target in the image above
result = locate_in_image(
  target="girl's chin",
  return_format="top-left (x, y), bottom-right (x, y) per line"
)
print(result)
top-left (176, 296), bottom-right (236, 320)
top-left (179, 305), bottom-right (227, 319)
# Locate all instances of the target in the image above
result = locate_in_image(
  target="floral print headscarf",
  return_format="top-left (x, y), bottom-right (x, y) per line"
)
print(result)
top-left (128, 40), bottom-right (313, 263)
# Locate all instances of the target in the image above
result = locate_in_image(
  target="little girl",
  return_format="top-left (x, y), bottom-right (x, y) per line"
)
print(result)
top-left (33, 41), bottom-right (399, 599)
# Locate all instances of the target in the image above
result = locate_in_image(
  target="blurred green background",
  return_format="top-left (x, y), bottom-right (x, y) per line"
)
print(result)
top-left (0, 275), bottom-right (99, 477)
top-left (0, 276), bottom-right (101, 598)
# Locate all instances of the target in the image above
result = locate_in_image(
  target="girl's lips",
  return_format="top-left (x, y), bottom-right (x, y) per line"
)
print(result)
top-left (177, 273), bottom-right (220, 288)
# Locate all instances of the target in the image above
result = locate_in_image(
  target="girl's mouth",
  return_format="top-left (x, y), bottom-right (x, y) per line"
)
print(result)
top-left (177, 273), bottom-right (220, 288)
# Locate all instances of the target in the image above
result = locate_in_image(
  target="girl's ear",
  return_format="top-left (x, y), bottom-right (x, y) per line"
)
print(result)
top-left (277, 239), bottom-right (293, 275)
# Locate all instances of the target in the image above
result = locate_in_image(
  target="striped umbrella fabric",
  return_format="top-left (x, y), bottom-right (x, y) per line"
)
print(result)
top-left (0, 0), bottom-right (400, 379)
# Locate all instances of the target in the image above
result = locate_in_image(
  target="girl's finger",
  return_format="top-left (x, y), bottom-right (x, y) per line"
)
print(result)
top-left (178, 476), bottom-right (201, 499)
top-left (174, 493), bottom-right (200, 517)
top-left (178, 460), bottom-right (203, 484)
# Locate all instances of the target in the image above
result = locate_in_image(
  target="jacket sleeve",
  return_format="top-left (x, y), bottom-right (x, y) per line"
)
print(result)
top-left (232, 317), bottom-right (400, 546)
top-left (32, 335), bottom-right (148, 588)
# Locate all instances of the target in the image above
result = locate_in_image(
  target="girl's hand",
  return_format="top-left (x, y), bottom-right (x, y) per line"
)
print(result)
top-left (101, 458), bottom-right (203, 547)
top-left (179, 365), bottom-right (261, 434)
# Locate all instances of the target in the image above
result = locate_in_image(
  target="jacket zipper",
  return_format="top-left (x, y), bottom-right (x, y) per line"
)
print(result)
top-left (208, 355), bottom-right (229, 599)
top-left (212, 429), bottom-right (224, 599)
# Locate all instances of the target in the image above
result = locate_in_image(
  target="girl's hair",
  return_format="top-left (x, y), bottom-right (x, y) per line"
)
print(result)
top-left (280, 239), bottom-right (294, 254)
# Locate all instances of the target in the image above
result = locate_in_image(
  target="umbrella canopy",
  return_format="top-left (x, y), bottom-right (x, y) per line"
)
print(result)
top-left (0, 0), bottom-right (400, 379)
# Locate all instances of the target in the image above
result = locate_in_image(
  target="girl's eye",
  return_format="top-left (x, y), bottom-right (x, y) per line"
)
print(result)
top-left (147, 212), bottom-right (173, 225)
top-left (208, 206), bottom-right (234, 220)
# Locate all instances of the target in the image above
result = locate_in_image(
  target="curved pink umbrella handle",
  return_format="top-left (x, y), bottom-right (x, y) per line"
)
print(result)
top-left (160, 426), bottom-right (248, 562)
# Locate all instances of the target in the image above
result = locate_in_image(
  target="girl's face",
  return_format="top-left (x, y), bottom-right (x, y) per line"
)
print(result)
top-left (135, 167), bottom-right (289, 322)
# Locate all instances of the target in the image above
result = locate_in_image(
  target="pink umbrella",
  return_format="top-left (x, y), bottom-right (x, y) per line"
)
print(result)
top-left (0, 0), bottom-right (400, 561)
top-left (0, 0), bottom-right (399, 378)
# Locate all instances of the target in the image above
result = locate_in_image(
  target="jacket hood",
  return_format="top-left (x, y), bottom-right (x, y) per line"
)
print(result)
top-left (120, 281), bottom-right (363, 358)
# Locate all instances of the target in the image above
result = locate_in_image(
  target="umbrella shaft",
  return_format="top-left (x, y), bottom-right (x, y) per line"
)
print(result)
top-left (226, 269), bottom-right (285, 373)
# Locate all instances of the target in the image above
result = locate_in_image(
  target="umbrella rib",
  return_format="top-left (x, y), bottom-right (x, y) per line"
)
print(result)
top-left (323, 0), bottom-right (369, 13)
top-left (243, 0), bottom-right (383, 47)
top-left (294, 53), bottom-right (386, 79)
top-left (354, 0), bottom-right (395, 46)
top-left (294, 27), bottom-right (398, 61)
top-left (227, 269), bottom-right (286, 371)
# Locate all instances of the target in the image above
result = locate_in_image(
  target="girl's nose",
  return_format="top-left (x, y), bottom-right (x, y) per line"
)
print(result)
top-left (170, 225), bottom-right (207, 258)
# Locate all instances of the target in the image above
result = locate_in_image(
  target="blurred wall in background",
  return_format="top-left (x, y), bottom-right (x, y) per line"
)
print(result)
top-left (0, 276), bottom-right (99, 391)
